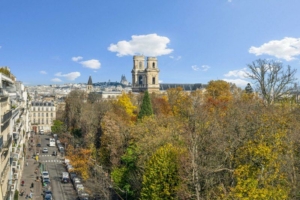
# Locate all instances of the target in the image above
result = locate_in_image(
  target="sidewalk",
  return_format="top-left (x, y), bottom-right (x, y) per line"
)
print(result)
top-left (19, 135), bottom-right (42, 200)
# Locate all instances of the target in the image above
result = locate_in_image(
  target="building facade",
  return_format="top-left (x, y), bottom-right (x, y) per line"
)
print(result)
top-left (30, 101), bottom-right (56, 133)
top-left (0, 68), bottom-right (30, 200)
top-left (131, 56), bottom-right (160, 93)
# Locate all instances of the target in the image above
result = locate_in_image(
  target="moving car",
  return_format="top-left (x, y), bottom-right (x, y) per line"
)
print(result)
top-left (42, 177), bottom-right (51, 187)
top-left (61, 172), bottom-right (70, 183)
top-left (36, 143), bottom-right (41, 147)
top-left (40, 130), bottom-right (44, 135)
top-left (42, 148), bottom-right (48, 153)
top-left (42, 171), bottom-right (50, 179)
top-left (44, 190), bottom-right (53, 200)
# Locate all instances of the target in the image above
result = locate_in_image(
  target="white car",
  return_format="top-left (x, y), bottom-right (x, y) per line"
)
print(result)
top-left (42, 148), bottom-right (48, 153)
top-left (42, 171), bottom-right (50, 179)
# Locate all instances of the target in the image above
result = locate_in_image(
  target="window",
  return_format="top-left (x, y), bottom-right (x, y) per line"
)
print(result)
top-left (33, 113), bottom-right (36, 117)
top-left (139, 61), bottom-right (142, 69)
top-left (46, 119), bottom-right (48, 124)
top-left (38, 113), bottom-right (40, 117)
top-left (46, 113), bottom-right (48, 117)
top-left (139, 75), bottom-right (143, 85)
top-left (38, 119), bottom-right (40, 124)
top-left (152, 77), bottom-right (156, 84)
top-left (152, 62), bottom-right (155, 68)
top-left (51, 113), bottom-right (53, 117)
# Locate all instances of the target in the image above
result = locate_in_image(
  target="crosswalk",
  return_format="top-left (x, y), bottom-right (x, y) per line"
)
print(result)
top-left (40, 160), bottom-right (63, 163)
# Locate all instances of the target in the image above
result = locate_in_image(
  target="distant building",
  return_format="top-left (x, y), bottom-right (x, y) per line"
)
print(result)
top-left (131, 56), bottom-right (160, 93)
top-left (120, 75), bottom-right (129, 86)
top-left (86, 76), bottom-right (93, 94)
top-left (30, 101), bottom-right (56, 133)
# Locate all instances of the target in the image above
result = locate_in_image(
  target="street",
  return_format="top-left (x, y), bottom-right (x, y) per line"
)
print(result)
top-left (20, 132), bottom-right (77, 200)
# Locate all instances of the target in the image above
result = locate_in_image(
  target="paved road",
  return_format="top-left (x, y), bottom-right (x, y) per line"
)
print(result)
top-left (39, 133), bottom-right (77, 200)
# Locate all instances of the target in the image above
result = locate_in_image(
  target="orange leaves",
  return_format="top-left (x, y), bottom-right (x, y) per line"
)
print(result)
top-left (66, 146), bottom-right (91, 180)
top-left (151, 95), bottom-right (172, 116)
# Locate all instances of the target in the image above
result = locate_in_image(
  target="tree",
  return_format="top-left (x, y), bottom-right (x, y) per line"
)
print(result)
top-left (51, 120), bottom-right (64, 133)
top-left (138, 91), bottom-right (153, 119)
top-left (246, 59), bottom-right (297, 105)
top-left (245, 83), bottom-right (253, 94)
top-left (140, 143), bottom-right (182, 200)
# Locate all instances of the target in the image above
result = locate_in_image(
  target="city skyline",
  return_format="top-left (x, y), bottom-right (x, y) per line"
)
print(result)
top-left (1, 1), bottom-right (300, 87)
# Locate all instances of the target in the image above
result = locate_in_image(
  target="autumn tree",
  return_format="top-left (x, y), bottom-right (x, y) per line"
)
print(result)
top-left (246, 59), bottom-right (297, 105)
top-left (113, 92), bottom-right (137, 122)
top-left (141, 143), bottom-right (183, 200)
top-left (138, 91), bottom-right (153, 119)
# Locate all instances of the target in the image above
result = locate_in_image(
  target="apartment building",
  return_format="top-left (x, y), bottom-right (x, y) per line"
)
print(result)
top-left (30, 101), bottom-right (56, 133)
top-left (0, 68), bottom-right (30, 200)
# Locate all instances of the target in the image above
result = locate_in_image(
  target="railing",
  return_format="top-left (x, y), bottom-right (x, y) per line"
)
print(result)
top-left (1, 109), bottom-right (12, 124)
top-left (2, 135), bottom-right (12, 150)
top-left (12, 107), bottom-right (20, 119)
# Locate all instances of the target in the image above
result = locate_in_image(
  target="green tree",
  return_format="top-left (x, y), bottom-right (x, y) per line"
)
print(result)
top-left (245, 83), bottom-right (253, 94)
top-left (141, 143), bottom-right (182, 200)
top-left (51, 120), bottom-right (64, 133)
top-left (138, 91), bottom-right (153, 119)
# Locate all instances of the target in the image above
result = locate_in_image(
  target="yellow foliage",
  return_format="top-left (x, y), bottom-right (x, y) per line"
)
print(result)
top-left (113, 92), bottom-right (137, 119)
top-left (66, 146), bottom-right (91, 180)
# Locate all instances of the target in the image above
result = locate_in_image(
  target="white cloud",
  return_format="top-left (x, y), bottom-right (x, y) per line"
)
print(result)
top-left (224, 68), bottom-right (248, 79)
top-left (40, 71), bottom-right (47, 74)
top-left (51, 78), bottom-right (62, 82)
top-left (55, 72), bottom-right (81, 81)
top-left (80, 59), bottom-right (101, 69)
top-left (249, 37), bottom-right (300, 61)
top-left (72, 56), bottom-right (83, 62)
top-left (108, 33), bottom-right (173, 57)
top-left (228, 0), bottom-right (232, 2)
top-left (201, 65), bottom-right (210, 71)
top-left (192, 65), bottom-right (200, 71)
top-left (223, 79), bottom-right (248, 88)
top-left (169, 55), bottom-right (182, 60)
top-left (191, 65), bottom-right (210, 71)
top-left (159, 80), bottom-right (163, 83)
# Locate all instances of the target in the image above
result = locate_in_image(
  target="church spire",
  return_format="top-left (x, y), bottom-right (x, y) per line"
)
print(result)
top-left (87, 75), bottom-right (93, 85)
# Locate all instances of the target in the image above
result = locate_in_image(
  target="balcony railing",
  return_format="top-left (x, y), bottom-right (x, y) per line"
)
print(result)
top-left (2, 135), bottom-right (12, 150)
top-left (12, 107), bottom-right (20, 119)
top-left (1, 109), bottom-right (12, 125)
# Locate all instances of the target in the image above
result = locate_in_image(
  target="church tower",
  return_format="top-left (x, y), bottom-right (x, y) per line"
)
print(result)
top-left (87, 76), bottom-right (93, 94)
top-left (131, 55), bottom-right (160, 93)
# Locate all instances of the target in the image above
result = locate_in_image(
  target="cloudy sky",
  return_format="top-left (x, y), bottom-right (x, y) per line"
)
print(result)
top-left (0, 1), bottom-right (300, 87)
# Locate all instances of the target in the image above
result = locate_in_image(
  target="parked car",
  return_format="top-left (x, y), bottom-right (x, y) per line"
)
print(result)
top-left (69, 172), bottom-right (77, 182)
top-left (67, 165), bottom-right (74, 172)
top-left (78, 191), bottom-right (89, 200)
top-left (36, 143), bottom-right (41, 147)
top-left (75, 184), bottom-right (84, 194)
top-left (58, 146), bottom-right (64, 153)
top-left (72, 177), bottom-right (81, 186)
top-left (42, 148), bottom-right (48, 153)
top-left (40, 130), bottom-right (44, 135)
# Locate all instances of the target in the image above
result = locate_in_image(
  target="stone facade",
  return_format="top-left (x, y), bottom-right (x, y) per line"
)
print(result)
top-left (131, 56), bottom-right (160, 93)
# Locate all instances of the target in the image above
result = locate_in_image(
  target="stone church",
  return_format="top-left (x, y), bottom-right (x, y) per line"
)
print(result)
top-left (131, 55), bottom-right (160, 93)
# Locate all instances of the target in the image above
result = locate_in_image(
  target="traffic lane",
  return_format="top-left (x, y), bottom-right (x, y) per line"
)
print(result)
top-left (39, 133), bottom-right (77, 200)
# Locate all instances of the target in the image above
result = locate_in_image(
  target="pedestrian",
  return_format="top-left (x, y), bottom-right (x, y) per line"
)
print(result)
top-left (26, 162), bottom-right (28, 166)
top-left (31, 182), bottom-right (34, 188)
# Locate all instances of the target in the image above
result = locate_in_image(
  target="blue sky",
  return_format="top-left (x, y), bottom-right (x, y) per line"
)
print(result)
top-left (1, 1), bottom-right (300, 88)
